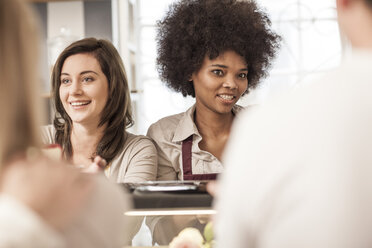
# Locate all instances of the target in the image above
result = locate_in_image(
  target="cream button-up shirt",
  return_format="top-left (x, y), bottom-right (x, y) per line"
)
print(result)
top-left (147, 104), bottom-right (243, 181)
top-left (41, 125), bottom-right (157, 183)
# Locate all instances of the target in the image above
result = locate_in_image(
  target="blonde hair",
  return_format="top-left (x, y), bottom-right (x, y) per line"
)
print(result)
top-left (0, 0), bottom-right (43, 169)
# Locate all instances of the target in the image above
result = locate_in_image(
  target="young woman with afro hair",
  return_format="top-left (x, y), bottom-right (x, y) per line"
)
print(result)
top-left (145, 0), bottom-right (281, 244)
top-left (147, 0), bottom-right (281, 182)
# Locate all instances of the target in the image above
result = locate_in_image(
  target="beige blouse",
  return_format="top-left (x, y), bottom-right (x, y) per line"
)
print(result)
top-left (147, 104), bottom-right (243, 181)
top-left (41, 125), bottom-right (158, 183)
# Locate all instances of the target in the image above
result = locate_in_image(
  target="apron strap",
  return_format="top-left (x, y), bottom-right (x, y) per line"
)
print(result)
top-left (181, 135), bottom-right (218, 181)
top-left (182, 135), bottom-right (193, 176)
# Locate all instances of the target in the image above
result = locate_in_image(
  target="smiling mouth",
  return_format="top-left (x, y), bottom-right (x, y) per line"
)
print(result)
top-left (70, 101), bottom-right (91, 106)
top-left (218, 94), bottom-right (235, 101)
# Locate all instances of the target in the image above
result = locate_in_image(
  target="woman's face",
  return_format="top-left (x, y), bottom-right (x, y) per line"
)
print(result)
top-left (191, 50), bottom-right (248, 115)
top-left (59, 53), bottom-right (109, 126)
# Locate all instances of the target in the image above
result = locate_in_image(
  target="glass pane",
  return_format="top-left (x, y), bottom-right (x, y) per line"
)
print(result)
top-left (301, 19), bottom-right (341, 71)
top-left (142, 79), bottom-right (194, 132)
top-left (139, 0), bottom-right (175, 25)
top-left (139, 27), bottom-right (157, 59)
top-left (272, 21), bottom-right (301, 72)
top-left (240, 74), bottom-right (297, 106)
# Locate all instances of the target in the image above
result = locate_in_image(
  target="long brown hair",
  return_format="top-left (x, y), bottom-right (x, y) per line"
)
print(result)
top-left (367, 0), bottom-right (372, 8)
top-left (0, 0), bottom-right (43, 170)
top-left (51, 38), bottom-right (134, 163)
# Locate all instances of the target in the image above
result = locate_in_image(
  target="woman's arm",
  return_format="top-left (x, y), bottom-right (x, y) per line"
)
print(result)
top-left (147, 124), bottom-right (178, 181)
top-left (122, 136), bottom-right (158, 183)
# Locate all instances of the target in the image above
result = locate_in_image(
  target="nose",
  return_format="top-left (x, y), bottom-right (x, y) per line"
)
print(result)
top-left (222, 75), bottom-right (238, 90)
top-left (69, 81), bottom-right (83, 95)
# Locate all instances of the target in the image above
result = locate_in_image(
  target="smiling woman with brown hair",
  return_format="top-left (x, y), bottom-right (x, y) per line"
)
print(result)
top-left (42, 38), bottom-right (157, 183)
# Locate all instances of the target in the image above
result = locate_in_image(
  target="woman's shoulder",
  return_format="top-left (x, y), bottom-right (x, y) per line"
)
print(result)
top-left (147, 111), bottom-right (186, 139)
top-left (125, 132), bottom-right (154, 145)
top-left (112, 132), bottom-right (157, 164)
top-left (40, 125), bottom-right (56, 144)
top-left (123, 132), bottom-right (157, 152)
top-left (150, 112), bottom-right (186, 129)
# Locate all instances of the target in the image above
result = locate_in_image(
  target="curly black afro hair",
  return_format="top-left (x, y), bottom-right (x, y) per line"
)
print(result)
top-left (156, 0), bottom-right (281, 97)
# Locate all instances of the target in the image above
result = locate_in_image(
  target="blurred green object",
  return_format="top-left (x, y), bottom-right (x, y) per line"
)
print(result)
top-left (203, 222), bottom-right (214, 247)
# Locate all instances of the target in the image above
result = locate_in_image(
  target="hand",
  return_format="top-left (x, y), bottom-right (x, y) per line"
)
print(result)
top-left (170, 241), bottom-right (201, 248)
top-left (169, 228), bottom-right (204, 248)
top-left (0, 155), bottom-right (95, 231)
top-left (82, 156), bottom-right (107, 173)
top-left (42, 144), bottom-right (62, 160)
top-left (206, 181), bottom-right (218, 197)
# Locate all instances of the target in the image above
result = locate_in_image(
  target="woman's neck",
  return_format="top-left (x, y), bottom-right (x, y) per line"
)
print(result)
top-left (194, 105), bottom-right (235, 161)
top-left (194, 105), bottom-right (234, 139)
top-left (70, 122), bottom-right (106, 166)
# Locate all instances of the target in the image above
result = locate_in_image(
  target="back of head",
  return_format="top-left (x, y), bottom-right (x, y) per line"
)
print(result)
top-left (0, 0), bottom-right (42, 168)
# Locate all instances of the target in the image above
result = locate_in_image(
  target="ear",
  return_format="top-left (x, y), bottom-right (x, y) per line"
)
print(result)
top-left (188, 74), bottom-right (193, 82)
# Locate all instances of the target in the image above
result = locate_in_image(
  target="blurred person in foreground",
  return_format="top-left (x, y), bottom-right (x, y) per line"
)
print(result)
top-left (215, 0), bottom-right (372, 247)
top-left (0, 0), bottom-right (130, 247)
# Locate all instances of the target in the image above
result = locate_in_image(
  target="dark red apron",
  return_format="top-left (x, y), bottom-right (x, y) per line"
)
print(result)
top-left (182, 135), bottom-right (218, 181)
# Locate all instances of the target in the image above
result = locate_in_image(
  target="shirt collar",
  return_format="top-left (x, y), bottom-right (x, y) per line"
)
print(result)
top-left (172, 104), bottom-right (243, 143)
top-left (172, 105), bottom-right (199, 143)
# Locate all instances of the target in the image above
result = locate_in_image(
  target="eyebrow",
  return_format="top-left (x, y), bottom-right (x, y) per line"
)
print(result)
top-left (210, 64), bottom-right (248, 71)
top-left (61, 70), bottom-right (99, 76)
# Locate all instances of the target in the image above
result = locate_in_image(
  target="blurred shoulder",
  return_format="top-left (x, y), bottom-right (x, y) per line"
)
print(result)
top-left (64, 174), bottom-right (131, 247)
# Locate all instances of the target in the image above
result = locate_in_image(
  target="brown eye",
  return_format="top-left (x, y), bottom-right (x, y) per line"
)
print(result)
top-left (238, 73), bottom-right (247, 79)
top-left (212, 70), bottom-right (224, 76)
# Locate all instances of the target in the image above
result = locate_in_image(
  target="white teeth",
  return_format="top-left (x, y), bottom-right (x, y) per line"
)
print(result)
top-left (71, 102), bottom-right (90, 106)
top-left (219, 95), bottom-right (234, 100)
